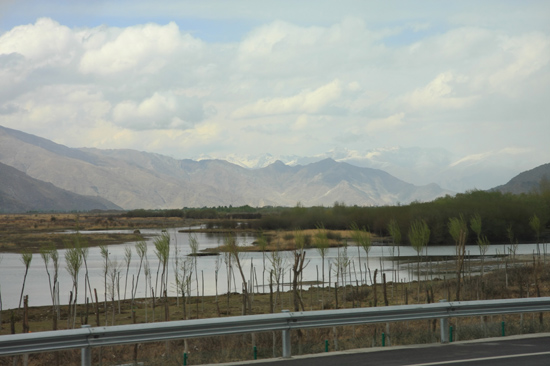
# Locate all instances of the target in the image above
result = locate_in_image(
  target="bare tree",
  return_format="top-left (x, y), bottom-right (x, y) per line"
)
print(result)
top-left (18, 250), bottom-right (33, 309)
top-left (338, 241), bottom-right (350, 288)
top-left (388, 218), bottom-right (402, 279)
top-left (448, 215), bottom-right (468, 301)
top-left (172, 229), bottom-right (180, 307)
top-left (107, 258), bottom-right (121, 325)
top-left (268, 240), bottom-right (285, 308)
top-left (292, 231), bottom-right (309, 311)
top-left (214, 253), bottom-right (222, 315)
top-left (40, 244), bottom-right (59, 329)
top-left (223, 245), bottom-right (232, 312)
top-left (133, 240), bottom-right (147, 301)
top-left (175, 256), bottom-right (193, 319)
top-left (99, 245), bottom-right (110, 325)
top-left (314, 225), bottom-right (329, 289)
top-left (144, 255), bottom-right (151, 322)
top-left (506, 224), bottom-right (518, 262)
top-left (408, 219), bottom-right (430, 299)
top-left (154, 232), bottom-right (170, 297)
top-left (530, 214), bottom-right (541, 256)
top-left (470, 214), bottom-right (490, 277)
top-left (256, 232), bottom-right (268, 293)
top-left (40, 245), bottom-right (54, 304)
top-left (350, 223), bottom-right (371, 284)
top-left (225, 234), bottom-right (251, 314)
top-left (123, 245), bottom-right (132, 301)
top-left (65, 243), bottom-right (83, 328)
top-left (188, 233), bottom-right (200, 306)
top-left (80, 244), bottom-right (93, 313)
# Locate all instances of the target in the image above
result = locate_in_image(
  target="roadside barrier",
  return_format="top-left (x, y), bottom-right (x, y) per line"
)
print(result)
top-left (1, 297), bottom-right (550, 365)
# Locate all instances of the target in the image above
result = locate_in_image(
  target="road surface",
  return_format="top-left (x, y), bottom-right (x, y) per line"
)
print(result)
top-left (218, 333), bottom-right (550, 366)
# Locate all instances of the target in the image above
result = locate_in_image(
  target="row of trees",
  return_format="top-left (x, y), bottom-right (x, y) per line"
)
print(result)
top-left (124, 205), bottom-right (266, 220)
top-left (205, 189), bottom-right (549, 246)
top-left (122, 184), bottom-right (550, 247)
top-left (123, 189), bottom-right (549, 247)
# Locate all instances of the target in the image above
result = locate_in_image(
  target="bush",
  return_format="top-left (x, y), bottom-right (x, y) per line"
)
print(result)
top-left (326, 231), bottom-right (342, 241)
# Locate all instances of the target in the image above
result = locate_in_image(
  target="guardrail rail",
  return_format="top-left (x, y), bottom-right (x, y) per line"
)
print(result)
top-left (1, 297), bottom-right (550, 365)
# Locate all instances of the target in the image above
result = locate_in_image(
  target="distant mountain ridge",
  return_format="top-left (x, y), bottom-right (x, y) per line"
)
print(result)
top-left (213, 148), bottom-right (530, 192)
top-left (0, 125), bottom-right (453, 210)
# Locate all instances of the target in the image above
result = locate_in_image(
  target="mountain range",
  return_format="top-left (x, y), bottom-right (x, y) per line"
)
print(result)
top-left (211, 147), bottom-right (536, 193)
top-left (0, 125), bottom-right (453, 212)
top-left (0, 125), bottom-right (547, 213)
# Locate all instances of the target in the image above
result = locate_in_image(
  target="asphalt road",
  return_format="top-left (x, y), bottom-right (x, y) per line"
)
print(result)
top-left (220, 334), bottom-right (550, 366)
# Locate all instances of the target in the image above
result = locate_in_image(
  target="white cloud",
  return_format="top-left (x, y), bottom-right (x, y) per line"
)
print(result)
top-left (79, 22), bottom-right (193, 75)
top-left (449, 147), bottom-right (533, 168)
top-left (405, 26), bottom-right (550, 100)
top-left (365, 112), bottom-right (405, 133)
top-left (231, 79), bottom-right (344, 118)
top-left (112, 92), bottom-right (204, 130)
top-left (409, 23), bottom-right (431, 32)
top-left (2, 84), bottom-right (110, 130)
top-left (0, 18), bottom-right (79, 68)
top-left (406, 72), bottom-right (476, 110)
top-left (235, 17), bottom-right (382, 79)
top-left (292, 114), bottom-right (309, 131)
top-left (0, 5), bottom-right (548, 180)
top-left (487, 32), bottom-right (550, 95)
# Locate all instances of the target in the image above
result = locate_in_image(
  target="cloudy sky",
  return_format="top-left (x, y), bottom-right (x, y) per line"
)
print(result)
top-left (1, 1), bottom-right (549, 172)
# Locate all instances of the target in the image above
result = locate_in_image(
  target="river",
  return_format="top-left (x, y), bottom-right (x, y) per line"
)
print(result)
top-left (0, 227), bottom-right (547, 310)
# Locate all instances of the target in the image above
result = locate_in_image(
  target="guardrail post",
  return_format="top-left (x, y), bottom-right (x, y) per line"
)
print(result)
top-left (282, 310), bottom-right (291, 358)
top-left (81, 325), bottom-right (91, 366)
top-left (439, 299), bottom-right (449, 343)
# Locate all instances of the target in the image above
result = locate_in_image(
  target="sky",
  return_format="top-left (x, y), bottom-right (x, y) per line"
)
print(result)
top-left (1, 1), bottom-right (549, 171)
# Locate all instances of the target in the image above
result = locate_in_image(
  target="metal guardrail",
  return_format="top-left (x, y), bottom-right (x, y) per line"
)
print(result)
top-left (2, 297), bottom-right (550, 365)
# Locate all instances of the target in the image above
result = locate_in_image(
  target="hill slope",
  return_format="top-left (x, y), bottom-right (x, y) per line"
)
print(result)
top-left (0, 162), bottom-right (121, 213)
top-left (492, 163), bottom-right (550, 194)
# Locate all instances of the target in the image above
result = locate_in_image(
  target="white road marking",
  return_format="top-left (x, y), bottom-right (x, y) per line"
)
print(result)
top-left (405, 351), bottom-right (550, 365)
